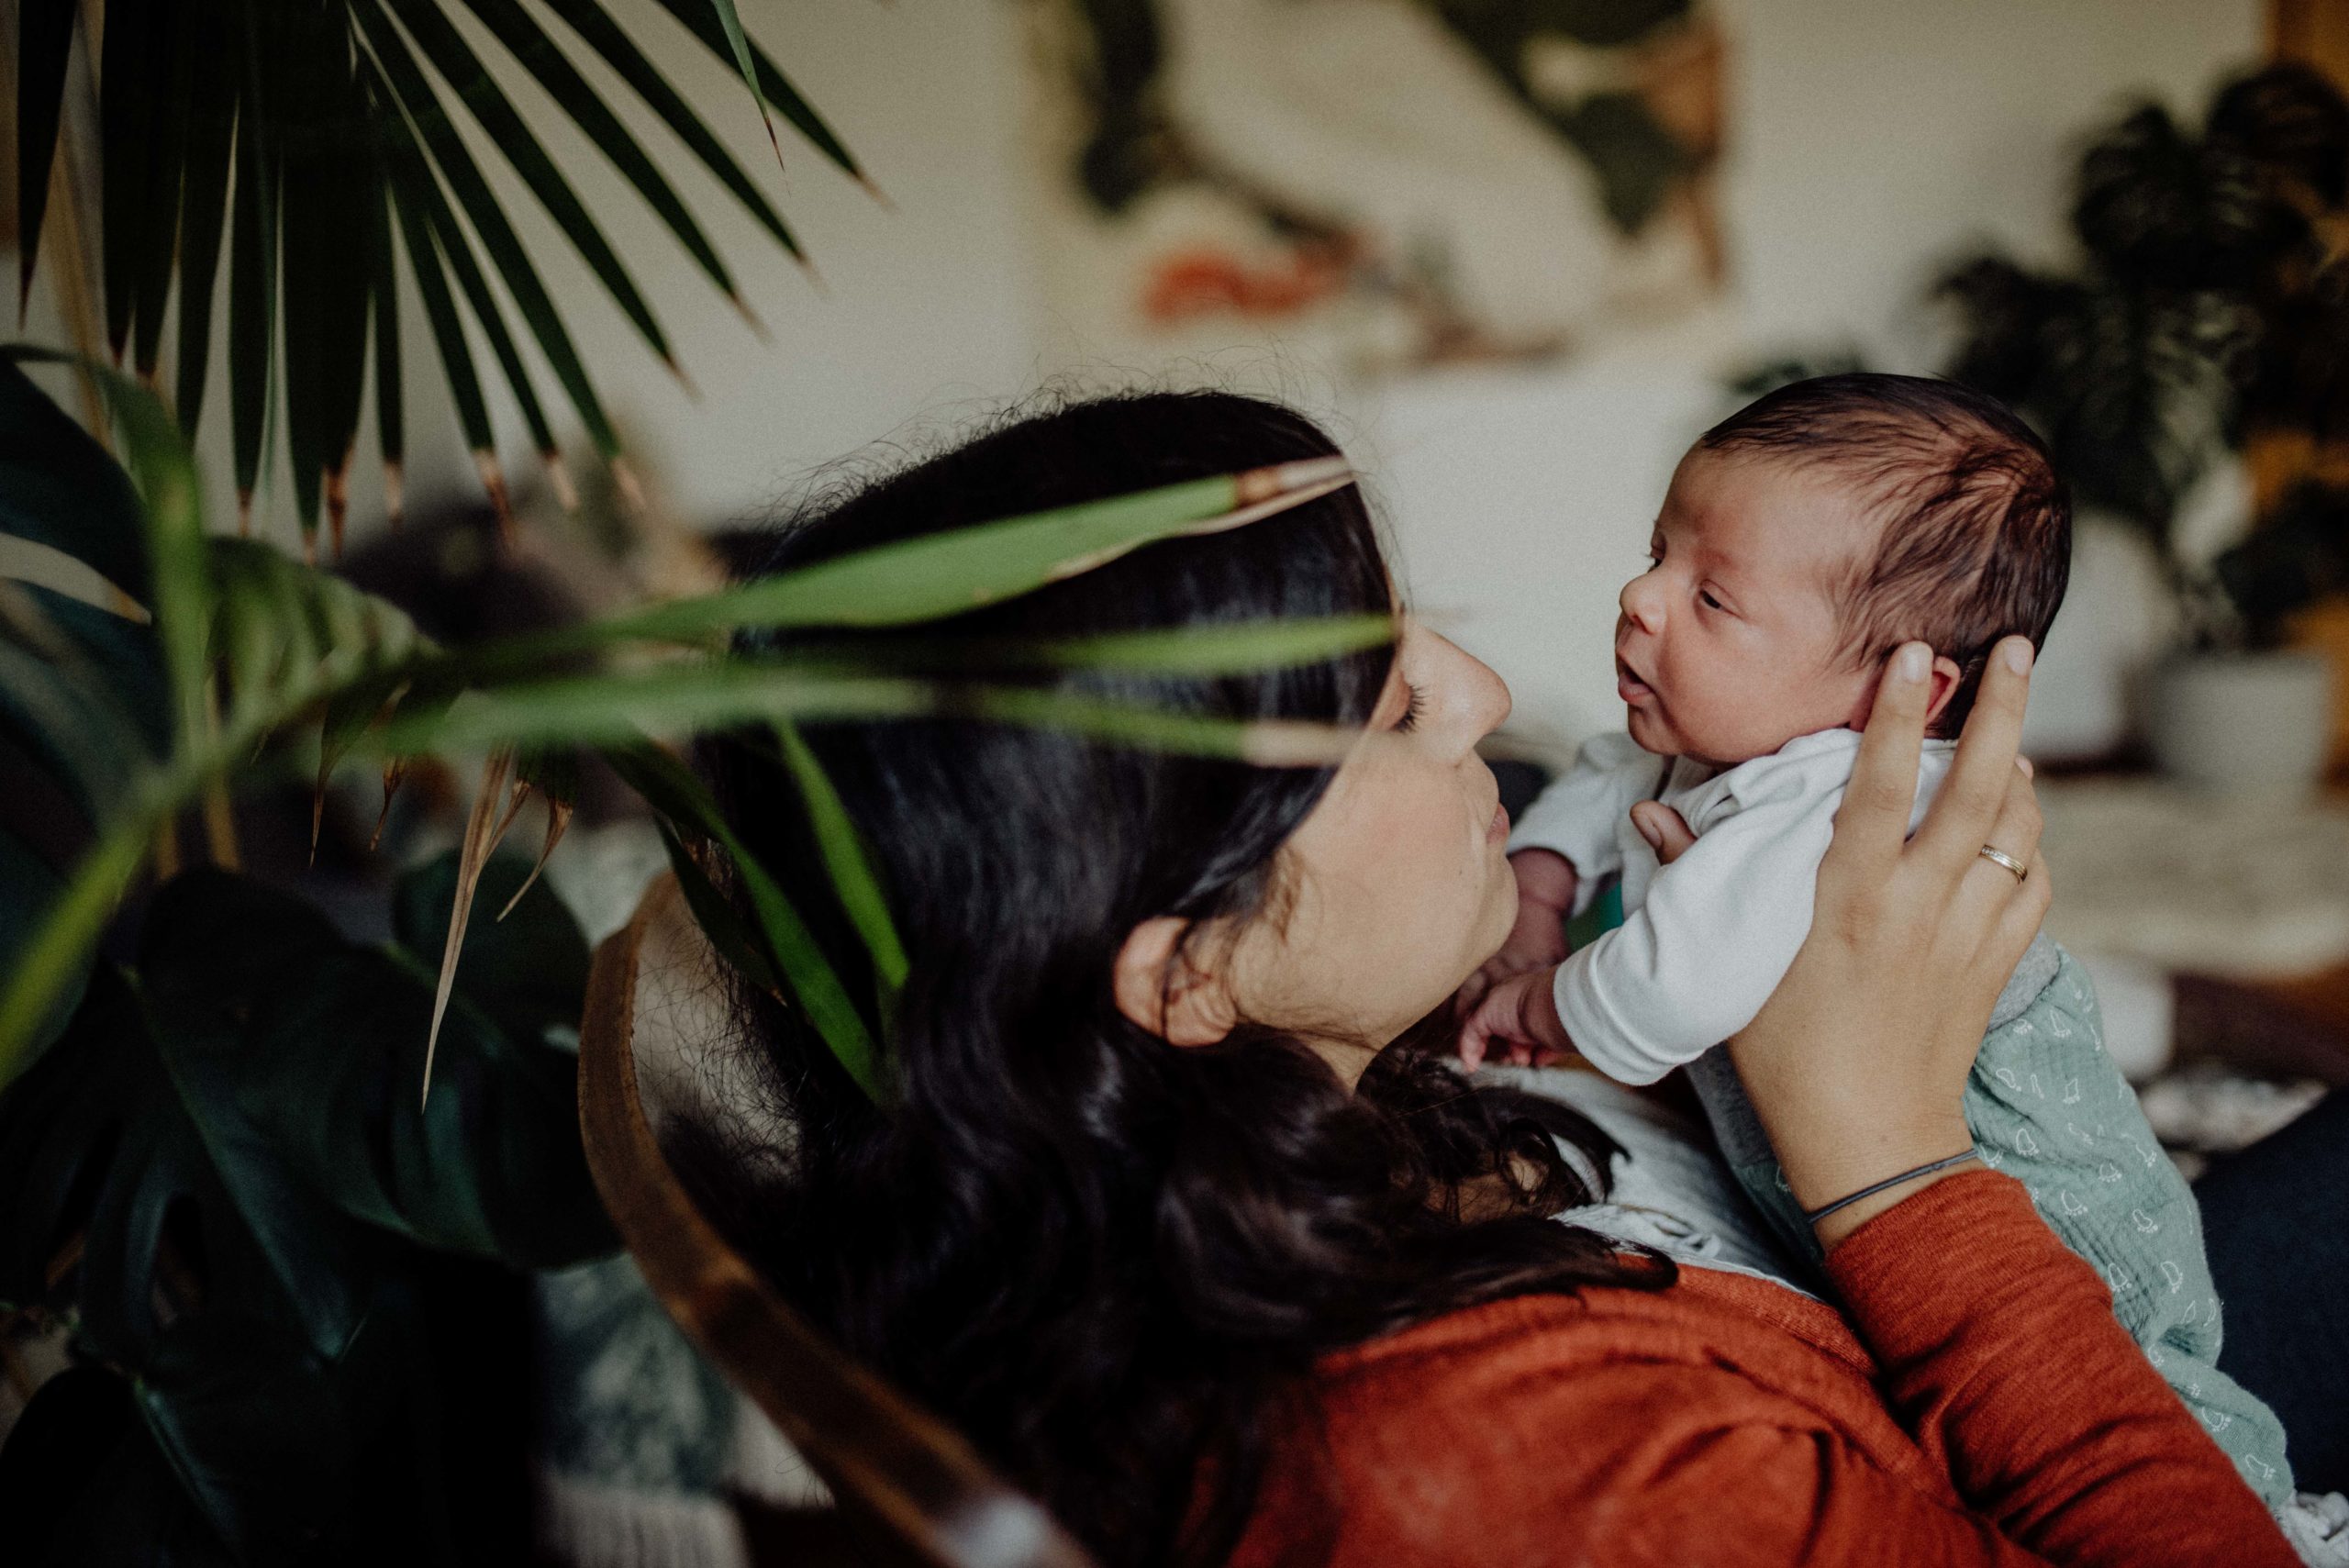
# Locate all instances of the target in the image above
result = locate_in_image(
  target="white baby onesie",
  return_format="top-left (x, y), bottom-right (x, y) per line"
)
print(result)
top-left (1508, 727), bottom-right (1955, 1085)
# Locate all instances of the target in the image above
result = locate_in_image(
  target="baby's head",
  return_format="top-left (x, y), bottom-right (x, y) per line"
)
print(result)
top-left (1614, 373), bottom-right (2070, 765)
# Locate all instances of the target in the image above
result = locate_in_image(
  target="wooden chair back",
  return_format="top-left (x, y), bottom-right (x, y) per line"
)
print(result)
top-left (576, 874), bottom-right (1099, 1568)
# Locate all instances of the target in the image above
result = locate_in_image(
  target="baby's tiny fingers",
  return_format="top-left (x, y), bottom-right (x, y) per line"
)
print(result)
top-left (1455, 973), bottom-right (1490, 1018)
top-left (1631, 801), bottom-right (1698, 864)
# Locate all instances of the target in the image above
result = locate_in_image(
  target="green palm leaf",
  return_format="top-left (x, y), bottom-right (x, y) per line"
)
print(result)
top-left (357, 6), bottom-right (619, 465)
top-left (14, 0), bottom-right (74, 323)
top-left (173, 3), bottom-right (237, 436)
top-left (131, 7), bottom-right (197, 381)
top-left (776, 720), bottom-right (908, 991)
top-left (374, 99), bottom-right (497, 498)
top-left (368, 180), bottom-right (406, 522)
top-left (226, 17), bottom-right (277, 522)
top-left (10, 0), bottom-right (843, 534)
top-left (469, 0), bottom-right (753, 324)
top-left (97, 0), bottom-right (161, 363)
top-left (540, 460), bottom-right (1358, 651)
top-left (369, 58), bottom-right (563, 515)
top-left (377, 0), bottom-right (676, 374)
top-left (650, 0), bottom-right (867, 186)
top-left (0, 363), bottom-right (1373, 1100)
top-left (542, 0), bottom-right (806, 264)
top-left (605, 741), bottom-right (884, 1100)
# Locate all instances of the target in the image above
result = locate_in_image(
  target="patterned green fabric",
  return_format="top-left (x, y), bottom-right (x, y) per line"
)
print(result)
top-left (537, 1252), bottom-right (737, 1496)
top-left (1705, 946), bottom-right (2294, 1503)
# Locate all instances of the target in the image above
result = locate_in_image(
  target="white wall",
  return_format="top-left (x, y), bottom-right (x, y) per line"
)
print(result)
top-left (591, 0), bottom-right (2259, 757)
top-left (1362, 0), bottom-right (2266, 754)
top-left (488, 0), bottom-right (1042, 522)
top-left (18, 0), bottom-right (2263, 754)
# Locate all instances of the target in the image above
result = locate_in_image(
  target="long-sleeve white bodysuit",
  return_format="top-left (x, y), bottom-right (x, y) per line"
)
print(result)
top-left (1508, 728), bottom-right (1955, 1085)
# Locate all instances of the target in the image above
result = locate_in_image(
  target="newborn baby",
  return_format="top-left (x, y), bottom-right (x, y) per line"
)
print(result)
top-left (1460, 373), bottom-right (2295, 1503)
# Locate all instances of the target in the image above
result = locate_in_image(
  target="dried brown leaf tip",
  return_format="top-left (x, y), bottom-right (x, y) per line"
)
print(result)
top-left (497, 796), bottom-right (573, 922)
top-left (474, 449), bottom-right (518, 551)
top-left (1233, 455), bottom-right (1353, 506)
top-left (371, 758), bottom-right (407, 853)
top-left (326, 463), bottom-right (351, 562)
top-left (422, 747), bottom-right (520, 1108)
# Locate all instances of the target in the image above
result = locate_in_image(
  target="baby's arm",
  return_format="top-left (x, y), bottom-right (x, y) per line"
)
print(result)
top-left (1464, 737), bottom-right (1658, 1008)
top-left (1481, 849), bottom-right (1578, 985)
top-left (1505, 732), bottom-right (1657, 915)
top-left (1461, 788), bottom-right (1840, 1079)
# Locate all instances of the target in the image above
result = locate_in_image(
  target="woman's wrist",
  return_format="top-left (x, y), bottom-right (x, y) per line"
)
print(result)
top-left (1765, 1106), bottom-right (1978, 1247)
top-left (1806, 1150), bottom-right (1981, 1248)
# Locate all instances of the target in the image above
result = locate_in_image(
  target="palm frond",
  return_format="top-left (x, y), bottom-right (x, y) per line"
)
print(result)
top-left (0, 363), bottom-right (1376, 1091)
top-left (10, 0), bottom-right (853, 549)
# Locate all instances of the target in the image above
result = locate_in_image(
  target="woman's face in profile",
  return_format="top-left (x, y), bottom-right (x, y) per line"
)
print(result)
top-left (1224, 620), bottom-right (1520, 1078)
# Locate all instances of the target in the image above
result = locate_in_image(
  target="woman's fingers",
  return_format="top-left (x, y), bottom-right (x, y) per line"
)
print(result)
top-left (1949, 764), bottom-right (2049, 981)
top-left (1822, 643), bottom-right (1932, 884)
top-left (1913, 638), bottom-right (2035, 870)
top-left (2005, 849), bottom-right (2054, 950)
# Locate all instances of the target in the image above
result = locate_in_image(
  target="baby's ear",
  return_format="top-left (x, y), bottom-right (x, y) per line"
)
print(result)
top-left (1920, 653), bottom-right (1965, 729)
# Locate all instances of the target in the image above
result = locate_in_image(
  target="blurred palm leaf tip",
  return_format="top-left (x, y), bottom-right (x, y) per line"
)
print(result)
top-left (14, 0), bottom-right (864, 557)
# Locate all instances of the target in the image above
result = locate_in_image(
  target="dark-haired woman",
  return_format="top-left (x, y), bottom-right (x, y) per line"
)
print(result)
top-left (692, 391), bottom-right (2329, 1566)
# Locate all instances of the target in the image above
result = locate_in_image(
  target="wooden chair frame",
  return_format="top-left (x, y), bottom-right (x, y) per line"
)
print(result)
top-left (577, 876), bottom-right (1098, 1568)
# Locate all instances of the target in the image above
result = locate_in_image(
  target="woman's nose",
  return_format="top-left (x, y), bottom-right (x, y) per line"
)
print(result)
top-left (1419, 628), bottom-right (1511, 745)
top-left (1620, 572), bottom-right (1664, 633)
top-left (1461, 652), bottom-right (1511, 743)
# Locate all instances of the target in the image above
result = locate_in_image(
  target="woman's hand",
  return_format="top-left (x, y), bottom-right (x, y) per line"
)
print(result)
top-left (1729, 639), bottom-right (2052, 1248)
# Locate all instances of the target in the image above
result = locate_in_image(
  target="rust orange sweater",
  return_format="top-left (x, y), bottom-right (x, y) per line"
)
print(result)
top-left (1230, 1171), bottom-right (2294, 1566)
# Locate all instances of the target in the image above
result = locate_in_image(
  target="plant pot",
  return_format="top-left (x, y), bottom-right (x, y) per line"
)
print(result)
top-left (2143, 648), bottom-right (2338, 799)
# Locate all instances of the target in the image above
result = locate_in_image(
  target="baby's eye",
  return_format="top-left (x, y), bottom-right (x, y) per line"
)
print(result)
top-left (1698, 590), bottom-right (1728, 613)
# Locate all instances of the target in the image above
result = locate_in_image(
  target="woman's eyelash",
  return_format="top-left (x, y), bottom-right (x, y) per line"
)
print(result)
top-left (1395, 683), bottom-right (1428, 733)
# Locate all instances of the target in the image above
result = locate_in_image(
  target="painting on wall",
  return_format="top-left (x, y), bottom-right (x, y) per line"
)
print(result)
top-left (1022, 0), bottom-right (1728, 378)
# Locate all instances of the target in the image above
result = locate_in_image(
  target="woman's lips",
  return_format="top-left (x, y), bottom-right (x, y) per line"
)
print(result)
top-left (1487, 801), bottom-right (1509, 844)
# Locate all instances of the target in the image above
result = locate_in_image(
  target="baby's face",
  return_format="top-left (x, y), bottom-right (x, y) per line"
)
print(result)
top-left (1613, 448), bottom-right (1880, 766)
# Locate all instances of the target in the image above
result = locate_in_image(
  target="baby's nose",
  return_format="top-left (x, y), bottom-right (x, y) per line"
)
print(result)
top-left (1619, 573), bottom-right (1664, 631)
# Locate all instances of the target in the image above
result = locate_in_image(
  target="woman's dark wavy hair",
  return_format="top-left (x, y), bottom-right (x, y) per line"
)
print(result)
top-left (689, 389), bottom-right (1667, 1566)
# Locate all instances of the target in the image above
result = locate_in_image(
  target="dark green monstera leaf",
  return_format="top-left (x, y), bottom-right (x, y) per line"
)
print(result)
top-left (137, 861), bottom-right (614, 1266)
top-left (0, 853), bottom-right (612, 1563)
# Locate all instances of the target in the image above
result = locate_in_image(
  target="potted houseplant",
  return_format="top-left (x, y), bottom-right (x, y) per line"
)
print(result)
top-left (1940, 62), bottom-right (2349, 795)
top-left (0, 7), bottom-right (1388, 1559)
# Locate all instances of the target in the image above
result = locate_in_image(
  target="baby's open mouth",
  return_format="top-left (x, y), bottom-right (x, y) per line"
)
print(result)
top-left (1616, 656), bottom-right (1656, 704)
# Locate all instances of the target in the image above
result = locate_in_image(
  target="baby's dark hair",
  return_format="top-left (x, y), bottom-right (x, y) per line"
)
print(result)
top-left (1698, 373), bottom-right (2071, 731)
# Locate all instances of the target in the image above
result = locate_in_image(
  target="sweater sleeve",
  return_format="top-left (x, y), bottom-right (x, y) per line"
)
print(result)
top-left (1825, 1170), bottom-right (2295, 1567)
top-left (1508, 733), bottom-right (1660, 917)
top-left (1551, 785), bottom-right (1837, 1084)
top-left (1239, 1172), bottom-right (2296, 1568)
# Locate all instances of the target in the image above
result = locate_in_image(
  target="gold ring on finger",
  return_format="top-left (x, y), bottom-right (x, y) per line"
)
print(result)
top-left (1977, 844), bottom-right (2028, 883)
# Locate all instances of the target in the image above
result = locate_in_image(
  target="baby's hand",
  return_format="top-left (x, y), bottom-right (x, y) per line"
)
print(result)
top-left (1456, 965), bottom-right (1574, 1072)
top-left (1455, 851), bottom-right (1576, 1017)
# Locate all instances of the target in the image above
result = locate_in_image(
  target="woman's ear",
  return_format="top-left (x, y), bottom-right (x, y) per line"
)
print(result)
top-left (1114, 916), bottom-right (1240, 1047)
